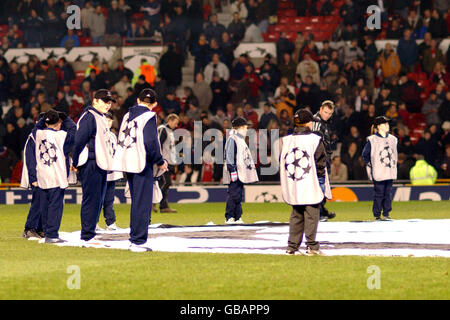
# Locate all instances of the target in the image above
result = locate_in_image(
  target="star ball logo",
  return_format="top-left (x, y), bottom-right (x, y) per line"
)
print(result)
top-left (379, 144), bottom-right (395, 168)
top-left (117, 120), bottom-right (138, 149)
top-left (39, 139), bottom-right (58, 167)
top-left (283, 147), bottom-right (312, 181)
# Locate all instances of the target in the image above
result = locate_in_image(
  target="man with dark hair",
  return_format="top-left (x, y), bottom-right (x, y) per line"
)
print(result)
top-left (312, 100), bottom-right (337, 221)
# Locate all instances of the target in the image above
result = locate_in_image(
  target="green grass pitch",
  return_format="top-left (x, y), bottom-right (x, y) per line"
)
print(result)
top-left (1, 201), bottom-right (449, 300)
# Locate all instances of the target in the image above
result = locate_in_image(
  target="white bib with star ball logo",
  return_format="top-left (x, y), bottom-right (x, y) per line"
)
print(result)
top-left (367, 134), bottom-right (397, 181)
top-left (112, 109), bottom-right (156, 173)
top-left (77, 109), bottom-right (114, 171)
top-left (35, 129), bottom-right (68, 189)
top-left (280, 132), bottom-right (330, 205)
top-left (223, 130), bottom-right (259, 184)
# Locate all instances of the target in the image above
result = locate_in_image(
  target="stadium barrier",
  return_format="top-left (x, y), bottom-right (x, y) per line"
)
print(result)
top-left (0, 184), bottom-right (449, 204)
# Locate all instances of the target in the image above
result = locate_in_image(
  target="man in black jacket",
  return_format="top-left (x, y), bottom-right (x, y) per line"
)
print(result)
top-left (312, 100), bottom-right (337, 221)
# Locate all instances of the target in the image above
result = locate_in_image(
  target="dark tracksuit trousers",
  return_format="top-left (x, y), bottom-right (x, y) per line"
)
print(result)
top-left (80, 159), bottom-right (107, 241)
top-left (39, 187), bottom-right (65, 239)
top-left (372, 179), bottom-right (393, 218)
top-left (288, 203), bottom-right (321, 251)
top-left (24, 186), bottom-right (43, 232)
top-left (127, 164), bottom-right (154, 245)
top-left (100, 181), bottom-right (116, 226)
top-left (225, 180), bottom-right (244, 221)
top-left (159, 167), bottom-right (173, 209)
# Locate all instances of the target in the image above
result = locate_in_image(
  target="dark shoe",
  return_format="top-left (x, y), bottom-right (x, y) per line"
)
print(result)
top-left (37, 230), bottom-right (45, 238)
top-left (152, 204), bottom-right (158, 213)
top-left (286, 248), bottom-right (305, 256)
top-left (160, 208), bottom-right (177, 213)
top-left (319, 215), bottom-right (328, 222)
top-left (374, 217), bottom-right (381, 221)
top-left (44, 237), bottom-right (66, 244)
top-left (327, 212), bottom-right (336, 220)
top-left (306, 247), bottom-right (325, 256)
top-left (22, 229), bottom-right (43, 240)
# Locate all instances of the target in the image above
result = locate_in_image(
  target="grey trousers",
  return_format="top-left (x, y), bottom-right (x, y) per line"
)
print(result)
top-left (287, 204), bottom-right (320, 251)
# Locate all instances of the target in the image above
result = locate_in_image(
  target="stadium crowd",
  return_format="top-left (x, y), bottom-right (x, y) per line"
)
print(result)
top-left (0, 0), bottom-right (449, 184)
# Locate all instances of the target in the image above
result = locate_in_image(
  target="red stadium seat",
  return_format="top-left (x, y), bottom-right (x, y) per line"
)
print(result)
top-left (278, 9), bottom-right (297, 17)
top-left (278, 16), bottom-right (294, 24)
top-left (286, 32), bottom-right (297, 41)
top-left (294, 17), bottom-right (308, 24)
top-left (132, 13), bottom-right (145, 20)
top-left (0, 25), bottom-right (9, 32)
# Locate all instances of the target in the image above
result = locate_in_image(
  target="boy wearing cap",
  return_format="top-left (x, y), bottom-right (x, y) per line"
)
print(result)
top-left (281, 109), bottom-right (331, 256)
top-left (22, 110), bottom-right (76, 243)
top-left (72, 89), bottom-right (116, 244)
top-left (223, 117), bottom-right (258, 224)
top-left (362, 116), bottom-right (398, 221)
top-left (112, 88), bottom-right (168, 252)
top-left (96, 112), bottom-right (123, 231)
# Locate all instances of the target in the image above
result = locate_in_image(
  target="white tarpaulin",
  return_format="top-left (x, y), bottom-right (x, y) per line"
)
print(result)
top-left (40, 219), bottom-right (450, 258)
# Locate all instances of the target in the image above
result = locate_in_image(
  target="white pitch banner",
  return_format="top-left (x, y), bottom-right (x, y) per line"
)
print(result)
top-left (234, 43), bottom-right (277, 59)
top-left (3, 47), bottom-right (118, 64)
top-left (121, 46), bottom-right (164, 72)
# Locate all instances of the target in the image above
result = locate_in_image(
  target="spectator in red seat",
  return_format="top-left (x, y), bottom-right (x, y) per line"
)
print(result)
top-left (278, 53), bottom-right (297, 84)
top-left (379, 43), bottom-right (402, 80)
top-left (397, 29), bottom-right (419, 73)
top-left (244, 103), bottom-right (258, 129)
top-left (416, 129), bottom-right (440, 167)
top-left (422, 91), bottom-right (443, 126)
top-left (386, 18), bottom-right (403, 39)
top-left (0, 145), bottom-right (18, 184)
top-left (340, 0), bottom-right (357, 26)
top-left (227, 12), bottom-right (246, 42)
top-left (429, 61), bottom-right (450, 86)
top-left (210, 72), bottom-right (229, 113)
top-left (276, 32), bottom-right (295, 65)
top-left (297, 52), bottom-right (320, 85)
top-left (340, 24), bottom-right (358, 41)
top-left (428, 9), bottom-right (447, 39)
top-left (242, 64), bottom-right (262, 108)
top-left (204, 13), bottom-right (226, 42)
top-left (399, 73), bottom-right (422, 113)
top-left (423, 39), bottom-right (446, 74)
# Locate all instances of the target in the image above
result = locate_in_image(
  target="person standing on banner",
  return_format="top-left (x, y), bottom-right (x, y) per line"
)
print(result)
top-left (223, 117), bottom-right (259, 224)
top-left (112, 88), bottom-right (168, 252)
top-left (72, 89), bottom-right (115, 245)
top-left (157, 113), bottom-right (179, 213)
top-left (96, 112), bottom-right (123, 231)
top-left (281, 109), bottom-right (331, 256)
top-left (362, 116), bottom-right (398, 221)
top-left (25, 110), bottom-right (76, 243)
top-left (21, 112), bottom-right (47, 240)
top-left (312, 100), bottom-right (337, 222)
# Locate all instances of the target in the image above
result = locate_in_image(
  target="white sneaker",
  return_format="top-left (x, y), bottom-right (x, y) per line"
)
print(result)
top-left (129, 242), bottom-right (153, 253)
top-left (234, 218), bottom-right (244, 224)
top-left (79, 238), bottom-right (99, 248)
top-left (95, 224), bottom-right (104, 231)
top-left (106, 223), bottom-right (119, 231)
top-left (225, 218), bottom-right (235, 224)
